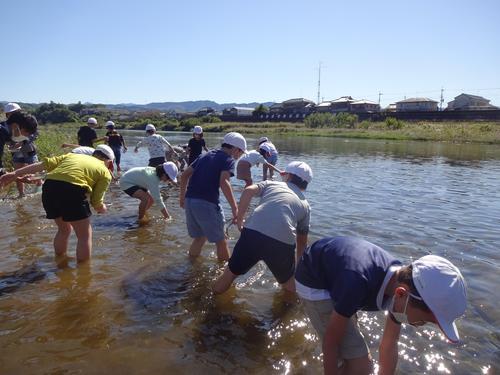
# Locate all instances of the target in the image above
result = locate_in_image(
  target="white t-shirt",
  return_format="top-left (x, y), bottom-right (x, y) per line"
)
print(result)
top-left (239, 150), bottom-right (266, 166)
top-left (136, 134), bottom-right (173, 159)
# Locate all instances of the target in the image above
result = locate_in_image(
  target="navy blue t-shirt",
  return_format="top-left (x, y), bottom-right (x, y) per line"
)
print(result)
top-left (185, 149), bottom-right (234, 205)
top-left (295, 236), bottom-right (401, 318)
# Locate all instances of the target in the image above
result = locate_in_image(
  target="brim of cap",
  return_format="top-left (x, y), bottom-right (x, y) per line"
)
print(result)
top-left (435, 315), bottom-right (460, 343)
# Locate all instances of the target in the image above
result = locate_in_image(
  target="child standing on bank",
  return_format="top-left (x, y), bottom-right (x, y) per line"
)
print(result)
top-left (179, 132), bottom-right (247, 261)
top-left (134, 124), bottom-right (177, 167)
top-left (213, 161), bottom-right (312, 294)
top-left (119, 162), bottom-right (178, 223)
top-left (105, 121), bottom-right (127, 172)
top-left (0, 146), bottom-right (115, 263)
top-left (187, 125), bottom-right (209, 165)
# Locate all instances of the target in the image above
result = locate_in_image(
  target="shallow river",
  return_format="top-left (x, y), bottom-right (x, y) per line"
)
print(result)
top-left (1, 131), bottom-right (499, 374)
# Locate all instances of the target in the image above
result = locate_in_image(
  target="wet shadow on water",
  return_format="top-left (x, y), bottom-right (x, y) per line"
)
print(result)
top-left (0, 262), bottom-right (47, 296)
top-left (121, 260), bottom-right (314, 371)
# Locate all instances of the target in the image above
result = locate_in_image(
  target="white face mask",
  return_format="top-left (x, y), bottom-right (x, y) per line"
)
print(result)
top-left (389, 294), bottom-right (410, 324)
top-left (12, 135), bottom-right (28, 142)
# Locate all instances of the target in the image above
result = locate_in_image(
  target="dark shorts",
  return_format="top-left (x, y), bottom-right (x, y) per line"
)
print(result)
top-left (42, 179), bottom-right (91, 222)
top-left (148, 157), bottom-right (165, 167)
top-left (123, 185), bottom-right (147, 197)
top-left (228, 228), bottom-right (296, 284)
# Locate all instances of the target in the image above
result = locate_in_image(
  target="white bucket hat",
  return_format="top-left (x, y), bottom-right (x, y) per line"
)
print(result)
top-left (193, 125), bottom-right (203, 134)
top-left (95, 144), bottom-right (115, 161)
top-left (145, 124), bottom-right (156, 132)
top-left (412, 255), bottom-right (467, 343)
top-left (87, 117), bottom-right (98, 125)
top-left (162, 162), bottom-right (178, 183)
top-left (4, 102), bottom-right (21, 114)
top-left (223, 132), bottom-right (247, 152)
top-left (285, 161), bottom-right (313, 183)
top-left (105, 121), bottom-right (115, 128)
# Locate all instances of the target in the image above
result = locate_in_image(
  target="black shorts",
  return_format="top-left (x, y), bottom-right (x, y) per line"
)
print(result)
top-left (42, 179), bottom-right (91, 222)
top-left (228, 228), bottom-right (296, 284)
top-left (123, 186), bottom-right (147, 197)
top-left (148, 157), bottom-right (165, 167)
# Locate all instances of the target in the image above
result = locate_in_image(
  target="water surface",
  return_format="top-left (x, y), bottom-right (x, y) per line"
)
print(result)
top-left (1, 132), bottom-right (499, 374)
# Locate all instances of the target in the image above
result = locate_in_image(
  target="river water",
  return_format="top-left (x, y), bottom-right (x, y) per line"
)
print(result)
top-left (0, 131), bottom-right (499, 374)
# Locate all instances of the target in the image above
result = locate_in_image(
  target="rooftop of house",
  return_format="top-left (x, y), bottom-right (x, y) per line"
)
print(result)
top-left (396, 97), bottom-right (438, 103)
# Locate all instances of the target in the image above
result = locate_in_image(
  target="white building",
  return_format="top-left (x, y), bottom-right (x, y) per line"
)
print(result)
top-left (396, 98), bottom-right (438, 112)
top-left (446, 93), bottom-right (498, 110)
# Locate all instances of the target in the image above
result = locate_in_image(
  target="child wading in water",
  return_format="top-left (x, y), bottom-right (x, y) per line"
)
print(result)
top-left (180, 132), bottom-right (246, 261)
top-left (0, 145), bottom-right (115, 263)
top-left (236, 148), bottom-right (283, 187)
top-left (213, 161), bottom-right (312, 294)
top-left (119, 162), bottom-right (178, 223)
top-left (187, 125), bottom-right (208, 165)
top-left (105, 121), bottom-right (127, 172)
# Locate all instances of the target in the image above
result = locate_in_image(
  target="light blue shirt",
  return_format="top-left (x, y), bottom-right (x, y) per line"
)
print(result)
top-left (119, 167), bottom-right (166, 211)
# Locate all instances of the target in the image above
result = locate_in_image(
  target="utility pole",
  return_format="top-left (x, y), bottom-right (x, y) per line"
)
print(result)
top-left (378, 92), bottom-right (383, 106)
top-left (440, 87), bottom-right (444, 111)
top-left (317, 62), bottom-right (321, 105)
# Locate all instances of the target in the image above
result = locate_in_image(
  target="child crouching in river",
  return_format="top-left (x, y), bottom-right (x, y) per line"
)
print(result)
top-left (119, 162), bottom-right (178, 223)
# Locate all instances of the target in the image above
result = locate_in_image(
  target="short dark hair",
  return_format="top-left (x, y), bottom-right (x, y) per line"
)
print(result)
top-left (258, 148), bottom-right (267, 157)
top-left (289, 174), bottom-right (308, 190)
top-left (397, 265), bottom-right (431, 312)
top-left (6, 111), bottom-right (38, 134)
top-left (155, 165), bottom-right (167, 179)
top-left (221, 143), bottom-right (235, 150)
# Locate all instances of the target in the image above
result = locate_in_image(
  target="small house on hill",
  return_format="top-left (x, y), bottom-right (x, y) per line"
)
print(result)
top-left (446, 93), bottom-right (498, 110)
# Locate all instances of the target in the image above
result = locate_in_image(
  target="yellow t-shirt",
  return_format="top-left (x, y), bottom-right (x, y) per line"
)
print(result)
top-left (43, 153), bottom-right (112, 208)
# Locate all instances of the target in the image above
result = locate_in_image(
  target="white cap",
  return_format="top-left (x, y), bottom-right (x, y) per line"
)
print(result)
top-left (412, 255), bottom-right (467, 343)
top-left (223, 132), bottom-right (247, 152)
top-left (105, 121), bottom-right (115, 128)
top-left (258, 136), bottom-right (269, 144)
top-left (95, 144), bottom-right (115, 161)
top-left (193, 125), bottom-right (203, 134)
top-left (162, 162), bottom-right (178, 183)
top-left (72, 146), bottom-right (95, 156)
top-left (4, 102), bottom-right (21, 114)
top-left (145, 124), bottom-right (156, 132)
top-left (285, 161), bottom-right (313, 183)
top-left (87, 117), bottom-right (98, 125)
top-left (259, 143), bottom-right (272, 154)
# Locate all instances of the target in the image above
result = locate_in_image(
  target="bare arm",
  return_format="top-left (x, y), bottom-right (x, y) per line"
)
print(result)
top-left (0, 162), bottom-right (45, 187)
top-left (296, 232), bottom-right (308, 262)
top-left (179, 166), bottom-right (194, 208)
top-left (236, 184), bottom-right (261, 230)
top-left (265, 161), bottom-right (283, 175)
top-left (378, 315), bottom-right (402, 375)
top-left (220, 171), bottom-right (238, 220)
top-left (323, 311), bottom-right (350, 375)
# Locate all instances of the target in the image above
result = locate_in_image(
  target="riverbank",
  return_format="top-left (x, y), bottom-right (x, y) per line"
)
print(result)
top-left (40, 120), bottom-right (500, 145)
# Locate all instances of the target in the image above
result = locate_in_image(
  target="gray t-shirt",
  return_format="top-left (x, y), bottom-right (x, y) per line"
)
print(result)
top-left (244, 180), bottom-right (310, 245)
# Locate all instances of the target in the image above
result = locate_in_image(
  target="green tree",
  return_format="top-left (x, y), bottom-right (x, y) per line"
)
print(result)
top-left (253, 104), bottom-right (269, 116)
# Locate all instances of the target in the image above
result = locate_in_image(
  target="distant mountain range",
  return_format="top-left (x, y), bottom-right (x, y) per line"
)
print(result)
top-left (106, 100), bottom-right (275, 113)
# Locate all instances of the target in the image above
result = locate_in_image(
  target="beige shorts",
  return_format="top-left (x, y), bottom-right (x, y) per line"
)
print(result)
top-left (301, 298), bottom-right (369, 360)
top-left (236, 160), bottom-right (252, 182)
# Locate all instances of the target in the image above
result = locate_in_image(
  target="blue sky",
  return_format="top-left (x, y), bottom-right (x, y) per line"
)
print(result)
top-left (2, 0), bottom-right (499, 107)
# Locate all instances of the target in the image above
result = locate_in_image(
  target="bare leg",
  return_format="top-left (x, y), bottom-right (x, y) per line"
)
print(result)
top-left (53, 217), bottom-right (72, 257)
top-left (132, 189), bottom-right (154, 220)
top-left (189, 236), bottom-right (207, 258)
top-left (14, 162), bottom-right (27, 197)
top-left (280, 276), bottom-right (296, 293)
top-left (70, 218), bottom-right (92, 263)
top-left (215, 238), bottom-right (230, 261)
top-left (212, 267), bottom-right (237, 294)
top-left (262, 164), bottom-right (269, 181)
top-left (340, 355), bottom-right (372, 375)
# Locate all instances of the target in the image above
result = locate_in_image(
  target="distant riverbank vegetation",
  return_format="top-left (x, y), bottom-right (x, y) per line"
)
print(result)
top-left (3, 102), bottom-right (499, 145)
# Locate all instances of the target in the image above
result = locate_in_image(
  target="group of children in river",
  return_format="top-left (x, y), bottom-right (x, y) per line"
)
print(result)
top-left (0, 103), bottom-right (468, 375)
